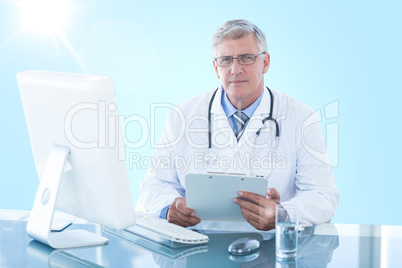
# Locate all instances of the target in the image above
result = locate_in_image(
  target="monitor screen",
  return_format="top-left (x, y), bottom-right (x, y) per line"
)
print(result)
top-left (18, 70), bottom-right (136, 248)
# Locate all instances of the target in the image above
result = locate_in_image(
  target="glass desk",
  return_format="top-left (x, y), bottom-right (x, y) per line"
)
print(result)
top-left (1, 210), bottom-right (402, 267)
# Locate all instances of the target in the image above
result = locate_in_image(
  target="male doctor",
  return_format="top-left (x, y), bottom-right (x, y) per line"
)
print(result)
top-left (137, 19), bottom-right (339, 231)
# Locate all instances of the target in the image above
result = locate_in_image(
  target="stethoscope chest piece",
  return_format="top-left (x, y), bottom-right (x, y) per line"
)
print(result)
top-left (205, 149), bottom-right (219, 164)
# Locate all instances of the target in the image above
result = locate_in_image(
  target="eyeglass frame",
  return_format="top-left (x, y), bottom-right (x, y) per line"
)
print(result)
top-left (214, 52), bottom-right (266, 67)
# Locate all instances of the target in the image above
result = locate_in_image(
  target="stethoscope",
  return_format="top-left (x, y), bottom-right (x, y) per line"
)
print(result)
top-left (206, 86), bottom-right (280, 167)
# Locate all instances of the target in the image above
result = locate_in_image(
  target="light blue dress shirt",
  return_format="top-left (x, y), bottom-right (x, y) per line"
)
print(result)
top-left (221, 87), bottom-right (264, 134)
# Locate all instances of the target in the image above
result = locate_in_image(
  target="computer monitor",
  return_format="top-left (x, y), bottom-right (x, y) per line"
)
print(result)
top-left (17, 70), bottom-right (136, 249)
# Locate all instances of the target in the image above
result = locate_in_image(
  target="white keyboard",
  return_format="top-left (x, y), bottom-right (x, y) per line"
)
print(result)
top-left (128, 217), bottom-right (208, 245)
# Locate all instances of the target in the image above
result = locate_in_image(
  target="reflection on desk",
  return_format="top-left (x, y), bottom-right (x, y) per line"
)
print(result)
top-left (104, 226), bottom-right (339, 268)
top-left (1, 210), bottom-right (402, 267)
top-left (27, 240), bottom-right (103, 268)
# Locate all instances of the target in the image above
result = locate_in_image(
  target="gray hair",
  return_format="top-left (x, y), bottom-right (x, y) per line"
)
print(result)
top-left (212, 19), bottom-right (268, 57)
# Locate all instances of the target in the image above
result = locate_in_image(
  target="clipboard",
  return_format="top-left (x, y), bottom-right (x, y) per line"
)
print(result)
top-left (185, 173), bottom-right (268, 222)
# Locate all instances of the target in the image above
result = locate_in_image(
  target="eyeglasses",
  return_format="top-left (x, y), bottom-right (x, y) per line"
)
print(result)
top-left (214, 52), bottom-right (266, 67)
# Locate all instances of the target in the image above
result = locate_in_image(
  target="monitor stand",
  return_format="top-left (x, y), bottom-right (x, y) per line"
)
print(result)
top-left (26, 145), bottom-right (108, 249)
top-left (27, 240), bottom-right (103, 267)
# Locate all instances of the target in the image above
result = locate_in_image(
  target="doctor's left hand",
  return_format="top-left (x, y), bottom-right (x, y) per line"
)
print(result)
top-left (167, 197), bottom-right (201, 227)
top-left (234, 188), bottom-right (280, 231)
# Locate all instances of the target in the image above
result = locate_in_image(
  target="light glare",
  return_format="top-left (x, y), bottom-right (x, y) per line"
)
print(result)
top-left (20, 0), bottom-right (70, 35)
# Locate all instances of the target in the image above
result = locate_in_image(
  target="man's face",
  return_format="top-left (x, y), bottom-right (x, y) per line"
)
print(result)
top-left (213, 34), bottom-right (270, 109)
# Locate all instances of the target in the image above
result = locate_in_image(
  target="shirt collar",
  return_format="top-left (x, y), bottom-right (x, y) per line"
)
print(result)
top-left (221, 87), bottom-right (264, 119)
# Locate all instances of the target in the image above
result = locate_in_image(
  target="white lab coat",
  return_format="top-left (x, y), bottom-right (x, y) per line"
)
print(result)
top-left (136, 86), bottom-right (339, 232)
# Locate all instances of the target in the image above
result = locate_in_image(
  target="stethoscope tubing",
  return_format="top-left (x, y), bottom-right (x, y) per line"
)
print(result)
top-left (208, 86), bottom-right (279, 149)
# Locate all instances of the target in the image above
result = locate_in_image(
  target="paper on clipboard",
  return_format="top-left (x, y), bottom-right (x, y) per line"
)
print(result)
top-left (185, 173), bottom-right (268, 222)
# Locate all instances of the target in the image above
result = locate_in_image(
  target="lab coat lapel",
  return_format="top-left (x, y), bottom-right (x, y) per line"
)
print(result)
top-left (210, 86), bottom-right (236, 147)
top-left (210, 86), bottom-right (224, 115)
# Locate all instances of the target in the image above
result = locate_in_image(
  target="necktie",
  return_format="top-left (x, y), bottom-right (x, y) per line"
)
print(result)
top-left (233, 111), bottom-right (249, 141)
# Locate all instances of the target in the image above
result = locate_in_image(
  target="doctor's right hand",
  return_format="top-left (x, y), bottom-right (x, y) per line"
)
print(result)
top-left (167, 197), bottom-right (201, 227)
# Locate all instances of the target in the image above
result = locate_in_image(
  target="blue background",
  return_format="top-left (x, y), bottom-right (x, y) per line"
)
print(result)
top-left (1, 0), bottom-right (401, 225)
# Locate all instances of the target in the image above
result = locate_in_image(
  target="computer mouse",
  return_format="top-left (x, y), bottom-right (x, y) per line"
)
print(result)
top-left (228, 237), bottom-right (260, 255)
